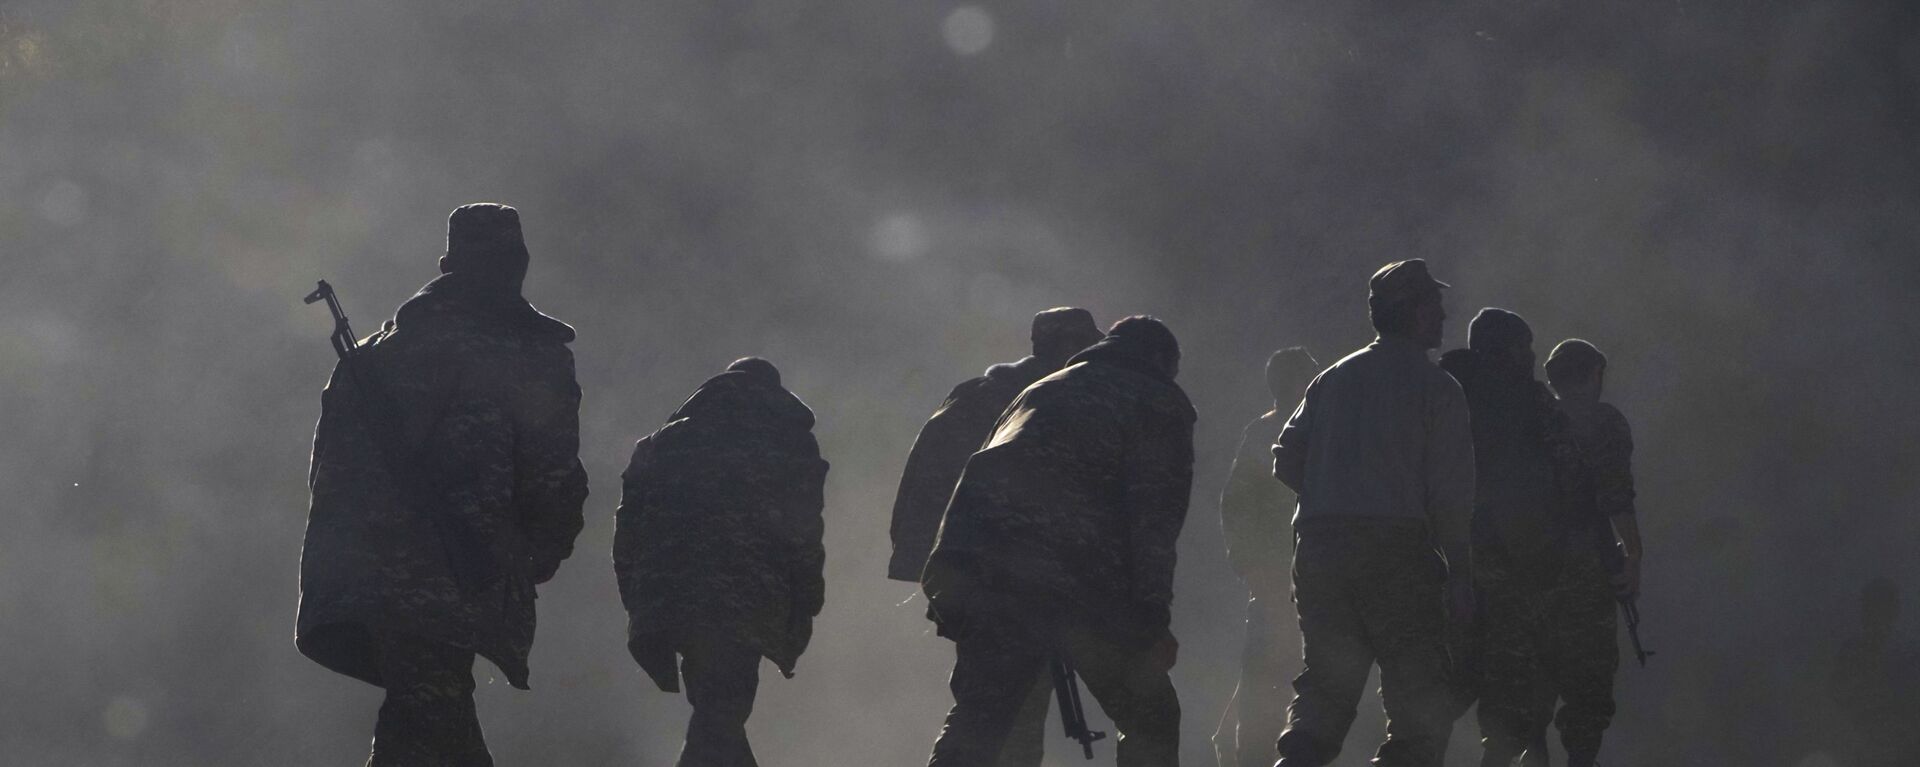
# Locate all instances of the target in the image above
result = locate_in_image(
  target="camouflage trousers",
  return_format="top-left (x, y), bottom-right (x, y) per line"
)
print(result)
top-left (1213, 591), bottom-right (1292, 767)
top-left (928, 617), bottom-right (1181, 767)
top-left (674, 637), bottom-right (763, 767)
top-left (1475, 553), bottom-right (1616, 765)
top-left (1278, 518), bottom-right (1453, 767)
top-left (368, 631), bottom-right (491, 767)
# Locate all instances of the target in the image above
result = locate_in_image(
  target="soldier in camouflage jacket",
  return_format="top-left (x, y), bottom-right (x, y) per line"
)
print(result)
top-left (888, 307), bottom-right (1101, 767)
top-left (299, 204), bottom-right (588, 766)
top-left (923, 316), bottom-right (1194, 767)
top-left (615, 357), bottom-right (828, 767)
top-left (888, 307), bottom-right (1104, 583)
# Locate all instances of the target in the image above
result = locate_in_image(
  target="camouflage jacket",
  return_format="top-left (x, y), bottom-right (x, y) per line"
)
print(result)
top-left (1550, 398), bottom-right (1636, 552)
top-left (887, 356), bottom-right (1054, 581)
top-left (299, 273), bottom-right (588, 690)
top-left (614, 371), bottom-right (828, 673)
top-left (1220, 409), bottom-right (1293, 587)
top-left (1439, 349), bottom-right (1561, 573)
top-left (923, 341), bottom-right (1195, 638)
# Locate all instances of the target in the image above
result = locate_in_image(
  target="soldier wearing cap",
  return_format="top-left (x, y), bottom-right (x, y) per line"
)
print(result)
top-left (921, 316), bottom-right (1194, 767)
top-left (1271, 259), bottom-right (1475, 767)
top-left (1213, 347), bottom-right (1319, 767)
top-left (616, 357), bottom-right (828, 767)
top-left (888, 307), bottom-right (1104, 766)
top-left (298, 203), bottom-right (588, 765)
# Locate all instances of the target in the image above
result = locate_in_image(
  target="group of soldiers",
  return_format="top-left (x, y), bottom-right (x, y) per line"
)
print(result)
top-left (298, 204), bottom-right (1645, 767)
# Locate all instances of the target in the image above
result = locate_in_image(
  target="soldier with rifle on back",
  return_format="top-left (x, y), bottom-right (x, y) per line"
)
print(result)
top-left (888, 307), bottom-right (1104, 766)
top-left (297, 203), bottom-right (589, 765)
top-left (921, 316), bottom-right (1194, 767)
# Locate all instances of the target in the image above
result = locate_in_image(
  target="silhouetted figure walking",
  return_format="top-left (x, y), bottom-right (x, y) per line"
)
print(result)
top-left (1213, 347), bottom-right (1319, 767)
top-left (889, 307), bottom-right (1103, 766)
top-left (1271, 260), bottom-right (1475, 767)
top-left (298, 203), bottom-right (589, 766)
top-left (922, 317), bottom-right (1194, 767)
top-left (615, 358), bottom-right (828, 767)
top-left (1436, 309), bottom-right (1561, 767)
top-left (1487, 338), bottom-right (1644, 767)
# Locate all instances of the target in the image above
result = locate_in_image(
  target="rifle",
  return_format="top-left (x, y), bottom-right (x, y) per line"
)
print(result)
top-left (304, 280), bottom-right (359, 361)
top-left (1600, 541), bottom-right (1655, 667)
top-left (1050, 657), bottom-right (1107, 759)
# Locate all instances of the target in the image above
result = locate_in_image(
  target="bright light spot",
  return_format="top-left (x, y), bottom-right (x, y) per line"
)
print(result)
top-left (942, 7), bottom-right (995, 56)
top-left (103, 696), bottom-right (148, 740)
top-left (869, 214), bottom-right (931, 262)
top-left (37, 179), bottom-right (87, 227)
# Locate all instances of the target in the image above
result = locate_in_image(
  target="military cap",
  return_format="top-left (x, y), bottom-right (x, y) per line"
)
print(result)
top-left (1544, 338), bottom-right (1607, 383)
top-left (444, 203), bottom-right (530, 290)
top-left (1468, 308), bottom-right (1532, 352)
top-left (1368, 259), bottom-right (1450, 306)
top-left (1031, 307), bottom-right (1100, 345)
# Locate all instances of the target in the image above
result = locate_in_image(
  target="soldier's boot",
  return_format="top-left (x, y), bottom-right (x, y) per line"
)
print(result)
top-left (1563, 752), bottom-right (1597, 767)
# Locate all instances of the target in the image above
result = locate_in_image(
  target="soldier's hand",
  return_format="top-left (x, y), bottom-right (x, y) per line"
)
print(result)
top-left (1147, 629), bottom-right (1179, 672)
top-left (1612, 554), bottom-right (1641, 599)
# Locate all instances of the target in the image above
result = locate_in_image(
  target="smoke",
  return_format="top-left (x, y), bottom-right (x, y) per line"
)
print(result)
top-left (2, 0), bottom-right (1917, 764)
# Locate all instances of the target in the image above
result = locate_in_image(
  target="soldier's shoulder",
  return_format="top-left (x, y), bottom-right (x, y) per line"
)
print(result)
top-left (1594, 401), bottom-right (1633, 437)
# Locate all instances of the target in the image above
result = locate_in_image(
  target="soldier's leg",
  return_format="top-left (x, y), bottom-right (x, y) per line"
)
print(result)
top-left (1475, 582), bottom-right (1543, 767)
top-left (368, 631), bottom-right (490, 767)
top-left (1278, 531), bottom-right (1373, 767)
top-left (1517, 686), bottom-right (1554, 767)
top-left (676, 637), bottom-right (762, 767)
top-left (1066, 624), bottom-right (1182, 767)
top-left (1364, 539), bottom-right (1452, 767)
top-left (1235, 594), bottom-right (1292, 767)
top-left (1541, 561), bottom-right (1617, 767)
top-left (993, 670), bottom-right (1051, 767)
top-left (928, 622), bottom-right (1049, 767)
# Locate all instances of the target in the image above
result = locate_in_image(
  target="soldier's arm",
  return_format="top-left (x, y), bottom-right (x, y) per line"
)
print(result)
top-left (1598, 405), bottom-right (1642, 592)
top-left (1426, 374), bottom-right (1475, 578)
top-left (1271, 392), bottom-right (1311, 493)
top-left (791, 435), bottom-right (830, 618)
top-left (515, 347), bottom-right (590, 584)
top-left (612, 438), bottom-right (655, 615)
top-left (1125, 408), bottom-right (1197, 633)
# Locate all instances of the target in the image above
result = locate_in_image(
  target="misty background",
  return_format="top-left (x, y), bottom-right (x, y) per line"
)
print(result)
top-left (3, 1), bottom-right (1918, 764)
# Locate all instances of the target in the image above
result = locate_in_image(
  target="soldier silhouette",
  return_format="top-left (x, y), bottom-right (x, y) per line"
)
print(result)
top-left (297, 203), bottom-right (588, 766)
top-left (1213, 347), bottom-right (1319, 767)
top-left (1271, 260), bottom-right (1475, 767)
top-left (615, 358), bottom-right (828, 767)
top-left (921, 316), bottom-right (1194, 767)
top-left (888, 307), bottom-right (1103, 766)
top-left (1436, 309), bottom-right (1560, 767)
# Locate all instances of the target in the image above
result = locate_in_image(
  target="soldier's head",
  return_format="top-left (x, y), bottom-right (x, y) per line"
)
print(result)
top-left (1104, 315), bottom-right (1181, 380)
top-left (1030, 307), bottom-right (1104, 368)
top-left (1368, 259), bottom-right (1449, 349)
top-left (441, 203), bottom-right (531, 295)
top-left (1266, 347), bottom-right (1319, 405)
top-left (1468, 308), bottom-right (1536, 379)
top-left (1545, 339), bottom-right (1607, 401)
top-left (726, 357), bottom-right (782, 388)
top-left (1863, 577), bottom-right (1899, 644)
